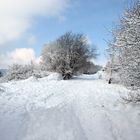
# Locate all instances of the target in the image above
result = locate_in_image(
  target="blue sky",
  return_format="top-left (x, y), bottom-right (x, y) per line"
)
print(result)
top-left (0, 0), bottom-right (137, 67)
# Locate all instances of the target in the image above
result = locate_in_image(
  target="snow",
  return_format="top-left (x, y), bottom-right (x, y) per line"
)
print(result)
top-left (46, 73), bottom-right (63, 81)
top-left (0, 74), bottom-right (140, 140)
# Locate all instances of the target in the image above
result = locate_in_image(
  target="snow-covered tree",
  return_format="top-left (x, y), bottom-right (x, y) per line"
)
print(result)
top-left (107, 1), bottom-right (140, 90)
top-left (42, 32), bottom-right (97, 79)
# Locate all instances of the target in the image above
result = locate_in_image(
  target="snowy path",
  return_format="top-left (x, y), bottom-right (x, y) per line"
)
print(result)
top-left (0, 74), bottom-right (140, 140)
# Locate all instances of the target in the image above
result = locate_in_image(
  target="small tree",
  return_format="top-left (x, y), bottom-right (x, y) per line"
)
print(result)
top-left (42, 32), bottom-right (97, 79)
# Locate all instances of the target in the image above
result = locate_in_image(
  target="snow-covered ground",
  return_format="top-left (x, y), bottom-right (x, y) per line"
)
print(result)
top-left (0, 73), bottom-right (140, 140)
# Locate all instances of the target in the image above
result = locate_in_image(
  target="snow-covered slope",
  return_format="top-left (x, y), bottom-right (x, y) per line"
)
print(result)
top-left (0, 74), bottom-right (140, 140)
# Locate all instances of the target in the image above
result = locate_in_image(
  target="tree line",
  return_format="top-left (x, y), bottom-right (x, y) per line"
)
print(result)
top-left (106, 1), bottom-right (140, 102)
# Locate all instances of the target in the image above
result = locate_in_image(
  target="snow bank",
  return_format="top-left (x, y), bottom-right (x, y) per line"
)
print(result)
top-left (46, 73), bottom-right (63, 80)
top-left (25, 76), bottom-right (39, 82)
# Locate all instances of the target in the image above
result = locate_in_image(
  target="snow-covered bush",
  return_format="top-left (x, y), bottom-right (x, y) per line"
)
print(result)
top-left (42, 32), bottom-right (97, 79)
top-left (121, 90), bottom-right (140, 103)
top-left (5, 64), bottom-right (34, 81)
top-left (3, 63), bottom-right (49, 81)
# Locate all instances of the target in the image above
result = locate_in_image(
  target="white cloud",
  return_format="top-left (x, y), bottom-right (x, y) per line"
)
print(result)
top-left (0, 0), bottom-right (70, 45)
top-left (0, 48), bottom-right (37, 68)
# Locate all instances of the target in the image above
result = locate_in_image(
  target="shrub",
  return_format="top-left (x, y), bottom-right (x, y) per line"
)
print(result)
top-left (3, 63), bottom-right (49, 81)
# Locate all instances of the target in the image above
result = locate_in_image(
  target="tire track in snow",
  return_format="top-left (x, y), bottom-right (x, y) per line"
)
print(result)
top-left (70, 80), bottom-right (122, 140)
top-left (21, 103), bottom-right (88, 140)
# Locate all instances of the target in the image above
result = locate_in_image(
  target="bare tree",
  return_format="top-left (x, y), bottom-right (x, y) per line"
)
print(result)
top-left (42, 32), bottom-right (97, 79)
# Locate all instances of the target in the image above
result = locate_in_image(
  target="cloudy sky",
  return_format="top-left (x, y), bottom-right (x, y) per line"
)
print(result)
top-left (0, 0), bottom-right (136, 68)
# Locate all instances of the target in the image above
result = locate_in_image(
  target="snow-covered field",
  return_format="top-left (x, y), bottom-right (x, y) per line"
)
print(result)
top-left (0, 73), bottom-right (140, 140)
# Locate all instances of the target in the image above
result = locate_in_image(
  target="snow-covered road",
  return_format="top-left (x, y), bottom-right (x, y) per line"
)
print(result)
top-left (0, 74), bottom-right (140, 140)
